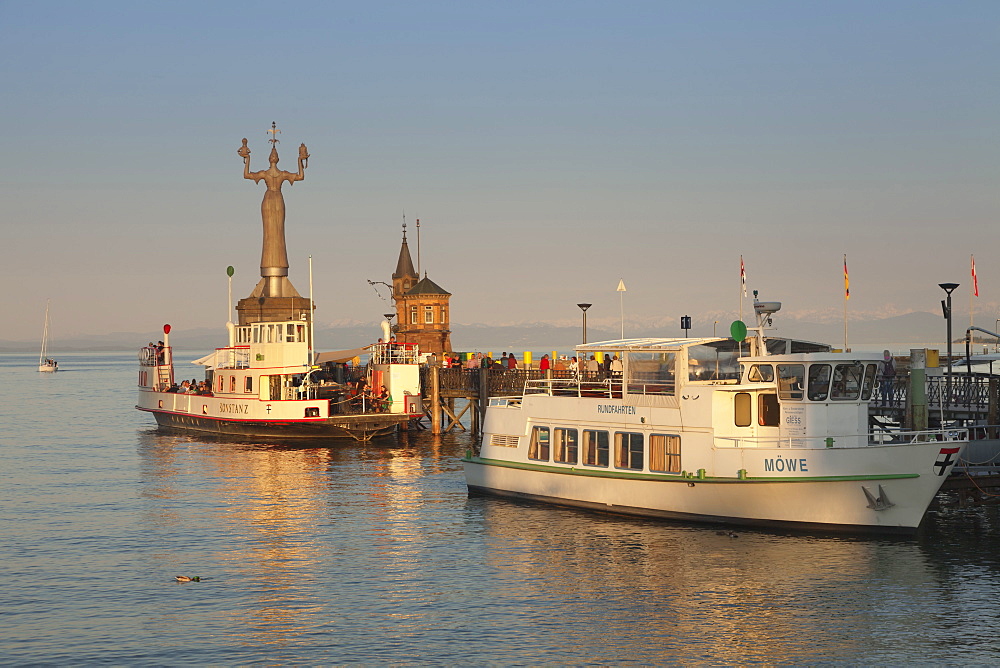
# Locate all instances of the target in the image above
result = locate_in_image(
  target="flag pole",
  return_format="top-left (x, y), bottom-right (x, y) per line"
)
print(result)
top-left (970, 254), bottom-right (976, 330)
top-left (739, 255), bottom-right (746, 323)
top-left (309, 254), bottom-right (315, 366)
top-left (617, 278), bottom-right (627, 339)
top-left (843, 254), bottom-right (849, 351)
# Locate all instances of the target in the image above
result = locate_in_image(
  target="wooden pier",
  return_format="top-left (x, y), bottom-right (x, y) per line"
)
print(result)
top-left (417, 367), bottom-right (580, 434)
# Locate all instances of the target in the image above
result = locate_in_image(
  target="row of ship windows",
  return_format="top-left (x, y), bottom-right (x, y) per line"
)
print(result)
top-left (216, 375), bottom-right (253, 393)
top-left (526, 426), bottom-right (681, 473)
top-left (232, 323), bottom-right (308, 344)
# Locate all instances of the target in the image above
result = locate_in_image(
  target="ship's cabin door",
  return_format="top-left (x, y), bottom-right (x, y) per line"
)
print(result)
top-left (734, 391), bottom-right (780, 431)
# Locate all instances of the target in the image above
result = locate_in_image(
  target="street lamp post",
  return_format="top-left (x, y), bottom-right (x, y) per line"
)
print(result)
top-left (577, 303), bottom-right (592, 344)
top-left (939, 283), bottom-right (959, 408)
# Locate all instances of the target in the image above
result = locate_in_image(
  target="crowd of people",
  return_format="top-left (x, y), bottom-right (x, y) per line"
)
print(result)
top-left (436, 351), bottom-right (623, 378)
top-left (344, 379), bottom-right (392, 413)
top-left (165, 379), bottom-right (213, 395)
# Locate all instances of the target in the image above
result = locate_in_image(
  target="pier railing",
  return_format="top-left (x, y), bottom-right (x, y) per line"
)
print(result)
top-left (425, 368), bottom-right (996, 410)
top-left (423, 367), bottom-right (612, 397)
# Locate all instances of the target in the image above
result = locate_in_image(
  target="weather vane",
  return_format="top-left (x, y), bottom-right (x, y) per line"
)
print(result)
top-left (267, 121), bottom-right (281, 147)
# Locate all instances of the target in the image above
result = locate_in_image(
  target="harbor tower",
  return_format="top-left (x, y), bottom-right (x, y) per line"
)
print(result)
top-left (391, 222), bottom-right (452, 354)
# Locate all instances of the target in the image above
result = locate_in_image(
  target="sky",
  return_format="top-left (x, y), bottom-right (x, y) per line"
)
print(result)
top-left (2, 1), bottom-right (998, 342)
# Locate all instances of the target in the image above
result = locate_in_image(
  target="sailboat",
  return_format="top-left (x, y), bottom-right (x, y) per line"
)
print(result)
top-left (38, 300), bottom-right (57, 373)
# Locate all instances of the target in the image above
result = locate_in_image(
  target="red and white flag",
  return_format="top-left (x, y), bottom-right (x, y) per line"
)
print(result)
top-left (972, 254), bottom-right (979, 297)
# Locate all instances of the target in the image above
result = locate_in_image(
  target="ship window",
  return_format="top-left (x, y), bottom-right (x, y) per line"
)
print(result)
top-left (649, 434), bottom-right (681, 473)
top-left (807, 364), bottom-right (831, 401)
top-left (777, 364), bottom-right (805, 400)
top-left (625, 352), bottom-right (676, 396)
top-left (861, 363), bottom-right (878, 400)
top-left (245, 376), bottom-right (252, 393)
top-left (286, 323), bottom-right (295, 342)
top-left (217, 375), bottom-right (224, 392)
top-left (615, 432), bottom-right (644, 470)
top-left (747, 364), bottom-right (774, 382)
top-left (253, 326), bottom-right (260, 343)
top-left (424, 305), bottom-right (434, 324)
top-left (734, 392), bottom-right (752, 426)
top-left (831, 363), bottom-right (864, 400)
top-left (583, 430), bottom-right (609, 467)
top-left (553, 428), bottom-right (578, 464)
top-left (528, 426), bottom-right (550, 461)
top-left (759, 393), bottom-right (779, 426)
top-left (688, 343), bottom-right (742, 381)
top-left (297, 324), bottom-right (306, 342)
top-left (229, 376), bottom-right (236, 393)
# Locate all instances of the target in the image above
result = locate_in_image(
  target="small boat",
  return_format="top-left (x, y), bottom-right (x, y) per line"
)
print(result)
top-left (135, 320), bottom-right (423, 442)
top-left (38, 300), bottom-right (57, 373)
top-left (464, 299), bottom-right (968, 532)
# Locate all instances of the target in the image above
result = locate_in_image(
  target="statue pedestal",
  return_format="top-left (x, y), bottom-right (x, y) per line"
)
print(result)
top-left (236, 296), bottom-right (314, 326)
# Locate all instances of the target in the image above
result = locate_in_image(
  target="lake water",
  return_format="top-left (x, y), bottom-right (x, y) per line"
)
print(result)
top-left (4, 352), bottom-right (1000, 665)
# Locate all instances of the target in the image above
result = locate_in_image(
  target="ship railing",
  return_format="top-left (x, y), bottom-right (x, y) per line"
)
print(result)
top-left (488, 396), bottom-right (522, 408)
top-left (213, 346), bottom-right (251, 369)
top-left (716, 428), bottom-right (968, 449)
top-left (523, 377), bottom-right (625, 398)
top-left (369, 342), bottom-right (420, 365)
top-left (138, 344), bottom-right (171, 367)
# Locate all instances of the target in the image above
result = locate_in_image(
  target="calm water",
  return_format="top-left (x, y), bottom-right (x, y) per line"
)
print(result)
top-left (4, 352), bottom-right (1000, 665)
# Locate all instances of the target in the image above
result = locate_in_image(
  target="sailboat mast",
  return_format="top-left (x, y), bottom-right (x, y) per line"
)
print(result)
top-left (39, 300), bottom-right (50, 366)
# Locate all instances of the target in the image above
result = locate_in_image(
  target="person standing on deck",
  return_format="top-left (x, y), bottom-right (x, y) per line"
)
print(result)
top-left (880, 351), bottom-right (896, 406)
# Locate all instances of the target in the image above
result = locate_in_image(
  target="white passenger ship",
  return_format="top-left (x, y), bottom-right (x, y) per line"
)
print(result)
top-left (136, 321), bottom-right (422, 441)
top-left (465, 301), bottom-right (967, 532)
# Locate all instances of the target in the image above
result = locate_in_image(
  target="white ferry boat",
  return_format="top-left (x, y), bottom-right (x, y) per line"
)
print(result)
top-left (136, 322), bottom-right (422, 441)
top-left (464, 301), bottom-right (967, 532)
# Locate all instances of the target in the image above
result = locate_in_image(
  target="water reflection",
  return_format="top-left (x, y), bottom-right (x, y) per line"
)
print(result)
top-left (471, 498), bottom-right (956, 663)
top-left (134, 428), bottom-right (471, 654)
top-left (137, 430), bottom-right (347, 647)
top-left (133, 426), bottom-right (1000, 664)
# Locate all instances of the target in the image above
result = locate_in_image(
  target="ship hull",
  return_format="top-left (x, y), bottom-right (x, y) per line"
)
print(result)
top-left (464, 451), bottom-right (955, 533)
top-left (140, 406), bottom-right (409, 441)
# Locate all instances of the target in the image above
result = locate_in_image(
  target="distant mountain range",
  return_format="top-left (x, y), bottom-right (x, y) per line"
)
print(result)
top-left (2, 311), bottom-right (989, 354)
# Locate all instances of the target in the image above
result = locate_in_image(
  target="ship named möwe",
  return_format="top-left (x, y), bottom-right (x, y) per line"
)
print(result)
top-left (465, 300), bottom-right (967, 532)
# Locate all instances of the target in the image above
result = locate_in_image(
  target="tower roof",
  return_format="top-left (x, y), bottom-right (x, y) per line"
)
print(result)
top-left (393, 227), bottom-right (417, 280)
top-left (406, 275), bottom-right (451, 296)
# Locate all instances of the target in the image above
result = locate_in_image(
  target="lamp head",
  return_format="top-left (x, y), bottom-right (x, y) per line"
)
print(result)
top-left (939, 283), bottom-right (960, 295)
top-left (577, 303), bottom-right (592, 312)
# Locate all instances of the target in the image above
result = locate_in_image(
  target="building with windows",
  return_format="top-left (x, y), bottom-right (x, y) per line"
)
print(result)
top-left (391, 225), bottom-right (452, 354)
